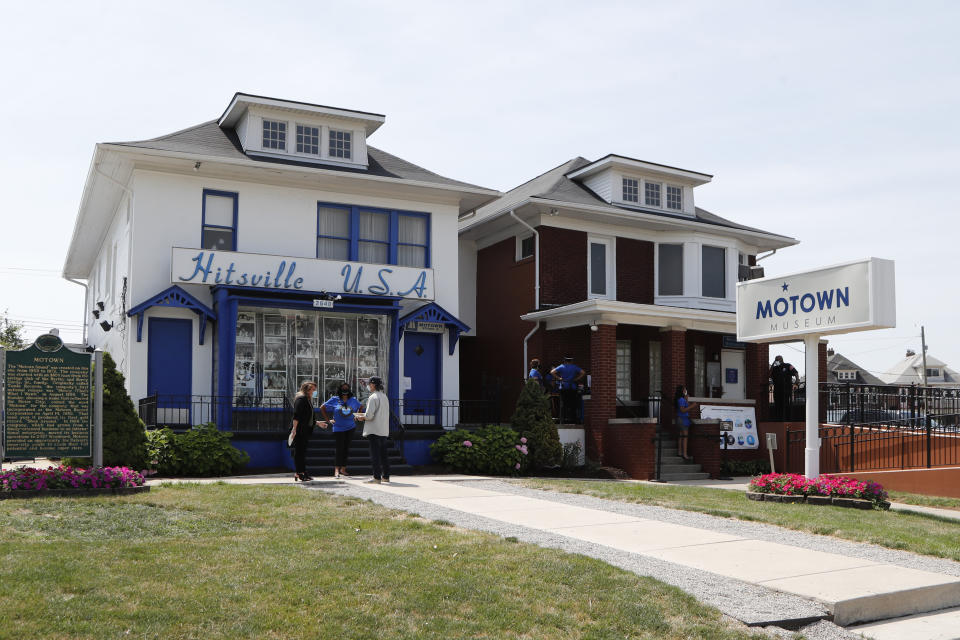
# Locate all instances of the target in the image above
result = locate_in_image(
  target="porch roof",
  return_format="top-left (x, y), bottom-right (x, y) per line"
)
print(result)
top-left (520, 299), bottom-right (737, 333)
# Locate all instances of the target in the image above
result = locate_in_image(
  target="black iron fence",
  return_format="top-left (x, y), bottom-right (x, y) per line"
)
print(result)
top-left (393, 399), bottom-right (499, 428)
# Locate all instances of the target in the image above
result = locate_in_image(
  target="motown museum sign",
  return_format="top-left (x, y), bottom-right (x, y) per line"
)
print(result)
top-left (736, 257), bottom-right (896, 477)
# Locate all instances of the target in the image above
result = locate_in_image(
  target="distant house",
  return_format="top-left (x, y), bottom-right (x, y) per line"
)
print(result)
top-left (826, 349), bottom-right (885, 385)
top-left (882, 350), bottom-right (960, 387)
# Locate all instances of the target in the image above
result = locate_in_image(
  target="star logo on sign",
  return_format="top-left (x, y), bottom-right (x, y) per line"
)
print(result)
top-left (781, 282), bottom-right (789, 292)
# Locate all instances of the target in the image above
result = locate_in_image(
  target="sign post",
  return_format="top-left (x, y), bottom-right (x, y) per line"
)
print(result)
top-left (94, 350), bottom-right (103, 468)
top-left (737, 257), bottom-right (896, 478)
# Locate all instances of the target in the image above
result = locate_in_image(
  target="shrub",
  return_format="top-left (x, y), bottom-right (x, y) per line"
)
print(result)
top-left (431, 425), bottom-right (529, 476)
top-left (64, 352), bottom-right (148, 470)
top-left (560, 441), bottom-right (583, 470)
top-left (748, 473), bottom-right (888, 507)
top-left (0, 466), bottom-right (145, 491)
top-left (511, 380), bottom-right (562, 468)
top-left (145, 423), bottom-right (249, 477)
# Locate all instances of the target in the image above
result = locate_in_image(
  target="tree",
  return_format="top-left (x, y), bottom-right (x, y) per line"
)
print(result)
top-left (64, 352), bottom-right (148, 470)
top-left (511, 379), bottom-right (562, 468)
top-left (0, 310), bottom-right (26, 350)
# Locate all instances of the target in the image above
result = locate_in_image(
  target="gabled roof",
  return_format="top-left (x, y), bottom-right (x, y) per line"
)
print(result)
top-left (881, 352), bottom-right (960, 385)
top-left (106, 120), bottom-right (493, 193)
top-left (827, 352), bottom-right (885, 385)
top-left (463, 155), bottom-right (796, 245)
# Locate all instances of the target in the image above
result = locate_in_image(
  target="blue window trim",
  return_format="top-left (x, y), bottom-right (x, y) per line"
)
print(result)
top-left (316, 202), bottom-right (431, 268)
top-left (201, 189), bottom-right (238, 251)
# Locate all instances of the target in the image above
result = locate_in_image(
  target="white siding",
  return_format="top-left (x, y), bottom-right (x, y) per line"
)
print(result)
top-left (583, 170), bottom-right (614, 203)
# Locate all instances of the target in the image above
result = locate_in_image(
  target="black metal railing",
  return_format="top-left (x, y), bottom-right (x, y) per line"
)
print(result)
top-left (393, 399), bottom-right (498, 428)
top-left (138, 394), bottom-right (293, 433)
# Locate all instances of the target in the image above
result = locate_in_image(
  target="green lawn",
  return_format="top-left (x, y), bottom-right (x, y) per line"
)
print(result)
top-left (0, 483), bottom-right (771, 640)
top-left (888, 491), bottom-right (960, 511)
top-left (515, 479), bottom-right (960, 562)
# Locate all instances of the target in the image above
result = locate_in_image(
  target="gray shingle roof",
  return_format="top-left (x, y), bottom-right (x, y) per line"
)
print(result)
top-left (827, 352), bottom-right (886, 385)
top-left (107, 120), bottom-right (493, 192)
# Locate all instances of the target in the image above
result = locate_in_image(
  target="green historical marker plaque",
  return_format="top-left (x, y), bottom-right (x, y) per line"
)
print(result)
top-left (3, 335), bottom-right (92, 458)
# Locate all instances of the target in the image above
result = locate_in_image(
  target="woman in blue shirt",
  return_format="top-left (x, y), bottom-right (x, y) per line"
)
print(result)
top-left (321, 382), bottom-right (363, 478)
top-left (674, 385), bottom-right (697, 461)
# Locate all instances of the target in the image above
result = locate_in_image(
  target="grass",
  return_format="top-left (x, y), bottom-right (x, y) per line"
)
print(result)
top-left (887, 491), bottom-right (960, 511)
top-left (0, 484), bottom-right (774, 640)
top-left (515, 479), bottom-right (960, 562)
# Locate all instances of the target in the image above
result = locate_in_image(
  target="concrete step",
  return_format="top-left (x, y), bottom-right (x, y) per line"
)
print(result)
top-left (659, 472), bottom-right (711, 481)
top-left (658, 456), bottom-right (685, 465)
top-left (304, 464), bottom-right (414, 476)
top-left (659, 463), bottom-right (703, 474)
top-left (851, 604), bottom-right (960, 639)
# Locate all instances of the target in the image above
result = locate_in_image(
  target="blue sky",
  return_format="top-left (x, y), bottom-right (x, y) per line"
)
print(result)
top-left (1, 1), bottom-right (957, 377)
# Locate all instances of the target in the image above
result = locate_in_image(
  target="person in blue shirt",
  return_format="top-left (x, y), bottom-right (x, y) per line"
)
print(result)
top-left (674, 385), bottom-right (698, 461)
top-left (551, 357), bottom-right (586, 424)
top-left (321, 382), bottom-right (363, 478)
top-left (528, 358), bottom-right (544, 385)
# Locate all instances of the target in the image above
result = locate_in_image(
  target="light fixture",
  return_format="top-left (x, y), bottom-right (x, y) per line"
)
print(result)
top-left (590, 323), bottom-right (599, 332)
top-left (96, 301), bottom-right (105, 311)
top-left (334, 294), bottom-right (342, 301)
top-left (92, 309), bottom-right (101, 319)
top-left (99, 320), bottom-right (114, 332)
top-left (194, 161), bottom-right (202, 171)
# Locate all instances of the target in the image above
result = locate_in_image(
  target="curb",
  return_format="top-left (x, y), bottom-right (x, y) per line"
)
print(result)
top-left (0, 486), bottom-right (151, 500)
top-left (746, 491), bottom-right (889, 510)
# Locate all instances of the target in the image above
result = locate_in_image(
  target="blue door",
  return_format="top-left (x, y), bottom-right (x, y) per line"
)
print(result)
top-left (403, 333), bottom-right (440, 424)
top-left (148, 318), bottom-right (193, 426)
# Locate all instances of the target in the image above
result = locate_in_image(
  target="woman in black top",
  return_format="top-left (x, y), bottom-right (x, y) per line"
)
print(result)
top-left (291, 380), bottom-right (324, 481)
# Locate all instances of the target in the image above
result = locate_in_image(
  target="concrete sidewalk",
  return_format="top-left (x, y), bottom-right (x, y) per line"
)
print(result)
top-left (340, 476), bottom-right (960, 635)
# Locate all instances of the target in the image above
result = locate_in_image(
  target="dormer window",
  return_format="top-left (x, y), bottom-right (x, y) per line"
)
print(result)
top-left (837, 370), bottom-right (856, 381)
top-left (622, 178), bottom-right (639, 203)
top-left (329, 129), bottom-right (352, 159)
top-left (645, 181), bottom-right (661, 207)
top-left (666, 185), bottom-right (683, 210)
top-left (926, 368), bottom-right (941, 378)
top-left (262, 119), bottom-right (286, 150)
top-left (296, 124), bottom-right (320, 155)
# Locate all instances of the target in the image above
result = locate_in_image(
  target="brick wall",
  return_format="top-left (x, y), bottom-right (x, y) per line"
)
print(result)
top-left (539, 226), bottom-right (587, 306)
top-left (689, 421), bottom-right (723, 478)
top-left (601, 423), bottom-right (658, 478)
top-left (745, 342), bottom-right (770, 421)
top-left (660, 329), bottom-right (687, 426)
top-left (616, 237), bottom-right (654, 304)
top-left (587, 324), bottom-right (617, 462)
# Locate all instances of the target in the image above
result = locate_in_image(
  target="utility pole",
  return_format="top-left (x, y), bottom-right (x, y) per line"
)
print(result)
top-left (921, 326), bottom-right (928, 387)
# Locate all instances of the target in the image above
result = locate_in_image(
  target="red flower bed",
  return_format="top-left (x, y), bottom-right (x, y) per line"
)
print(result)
top-left (0, 466), bottom-right (145, 492)
top-left (749, 473), bottom-right (888, 506)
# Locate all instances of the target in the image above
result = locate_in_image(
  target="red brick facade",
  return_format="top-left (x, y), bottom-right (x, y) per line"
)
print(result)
top-left (539, 226), bottom-right (587, 306)
top-left (615, 237), bottom-right (654, 304)
top-left (660, 329), bottom-right (687, 426)
top-left (587, 324), bottom-right (617, 461)
top-left (746, 342), bottom-right (770, 421)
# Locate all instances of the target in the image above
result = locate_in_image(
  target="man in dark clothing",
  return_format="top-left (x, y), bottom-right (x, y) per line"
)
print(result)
top-left (551, 357), bottom-right (586, 424)
top-left (769, 355), bottom-right (799, 420)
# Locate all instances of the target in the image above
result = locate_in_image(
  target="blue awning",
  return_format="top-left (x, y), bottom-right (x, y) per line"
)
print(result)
top-left (127, 285), bottom-right (216, 345)
top-left (398, 302), bottom-right (470, 356)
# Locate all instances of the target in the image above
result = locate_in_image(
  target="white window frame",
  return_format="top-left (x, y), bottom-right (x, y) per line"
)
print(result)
top-left (587, 235), bottom-right (615, 300)
top-left (645, 181), bottom-right (662, 207)
top-left (616, 340), bottom-right (632, 401)
top-left (329, 128), bottom-right (352, 160)
top-left (295, 122), bottom-right (321, 156)
top-left (837, 370), bottom-right (856, 381)
top-left (665, 184), bottom-right (683, 210)
top-left (648, 340), bottom-right (662, 397)
top-left (261, 118), bottom-right (287, 151)
top-left (693, 345), bottom-right (706, 397)
top-left (701, 245), bottom-right (727, 298)
top-left (516, 233), bottom-right (535, 261)
top-left (622, 177), bottom-right (640, 203)
top-left (656, 242), bottom-right (684, 296)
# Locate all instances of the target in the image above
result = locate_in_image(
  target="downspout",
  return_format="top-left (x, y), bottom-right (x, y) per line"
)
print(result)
top-left (756, 248), bottom-right (777, 262)
top-left (510, 210), bottom-right (541, 379)
top-left (64, 277), bottom-right (89, 346)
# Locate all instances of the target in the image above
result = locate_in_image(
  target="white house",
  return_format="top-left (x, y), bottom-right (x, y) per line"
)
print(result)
top-left (882, 350), bottom-right (960, 387)
top-left (62, 92), bottom-right (498, 468)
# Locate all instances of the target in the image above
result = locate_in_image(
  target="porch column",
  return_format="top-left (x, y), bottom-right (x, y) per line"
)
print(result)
top-left (819, 339), bottom-right (829, 423)
top-left (587, 323), bottom-right (617, 463)
top-left (746, 342), bottom-right (770, 421)
top-left (660, 327), bottom-right (687, 428)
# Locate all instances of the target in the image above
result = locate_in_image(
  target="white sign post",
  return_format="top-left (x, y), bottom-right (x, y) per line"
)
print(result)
top-left (736, 257), bottom-right (896, 478)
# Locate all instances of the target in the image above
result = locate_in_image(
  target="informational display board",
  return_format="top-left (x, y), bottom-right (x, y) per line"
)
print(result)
top-left (736, 257), bottom-right (895, 343)
top-left (2, 335), bottom-right (92, 458)
top-left (700, 404), bottom-right (759, 450)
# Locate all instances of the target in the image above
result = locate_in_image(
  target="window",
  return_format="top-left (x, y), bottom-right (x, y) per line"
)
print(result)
top-left (329, 129), bottom-right (352, 159)
top-left (616, 340), bottom-right (632, 401)
top-left (693, 345), bottom-right (706, 397)
top-left (926, 368), bottom-right (941, 378)
top-left (316, 202), bottom-right (431, 268)
top-left (658, 244), bottom-right (683, 295)
top-left (666, 185), bottom-right (683, 210)
top-left (649, 341), bottom-right (662, 397)
top-left (201, 189), bottom-right (238, 251)
top-left (262, 119), bottom-right (286, 150)
top-left (588, 237), bottom-right (614, 298)
top-left (702, 246), bottom-right (726, 298)
top-left (296, 124), bottom-right (320, 155)
top-left (837, 370), bottom-right (857, 381)
top-left (645, 181), bottom-right (661, 207)
top-left (622, 178), bottom-right (639, 203)
top-left (517, 234), bottom-right (535, 261)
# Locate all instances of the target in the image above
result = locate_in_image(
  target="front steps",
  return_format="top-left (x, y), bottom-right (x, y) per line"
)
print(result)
top-left (655, 437), bottom-right (710, 481)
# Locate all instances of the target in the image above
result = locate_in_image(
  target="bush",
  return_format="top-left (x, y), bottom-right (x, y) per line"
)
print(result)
top-left (560, 441), bottom-right (583, 470)
top-left (0, 466), bottom-right (145, 491)
top-left (145, 423), bottom-right (249, 477)
top-left (748, 473), bottom-right (889, 507)
top-left (64, 352), bottom-right (148, 470)
top-left (511, 380), bottom-right (562, 468)
top-left (430, 425), bottom-right (529, 476)
top-left (721, 459), bottom-right (771, 476)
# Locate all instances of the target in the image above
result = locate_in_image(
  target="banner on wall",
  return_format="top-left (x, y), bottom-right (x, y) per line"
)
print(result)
top-left (700, 404), bottom-right (758, 450)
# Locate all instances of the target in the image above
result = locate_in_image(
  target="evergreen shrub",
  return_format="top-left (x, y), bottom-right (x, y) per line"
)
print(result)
top-left (511, 380), bottom-right (562, 468)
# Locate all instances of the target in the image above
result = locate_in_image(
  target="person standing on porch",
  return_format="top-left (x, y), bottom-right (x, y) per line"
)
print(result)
top-left (291, 381), bottom-right (325, 482)
top-left (357, 376), bottom-right (391, 484)
top-left (769, 355), bottom-right (799, 420)
top-left (551, 357), bottom-right (585, 424)
top-left (321, 382), bottom-right (362, 479)
top-left (675, 385), bottom-right (697, 461)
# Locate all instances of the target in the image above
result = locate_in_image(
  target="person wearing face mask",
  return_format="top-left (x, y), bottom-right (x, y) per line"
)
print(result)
top-left (290, 380), bottom-right (326, 482)
top-left (769, 355), bottom-right (799, 420)
top-left (320, 382), bottom-right (362, 478)
top-left (356, 376), bottom-right (390, 484)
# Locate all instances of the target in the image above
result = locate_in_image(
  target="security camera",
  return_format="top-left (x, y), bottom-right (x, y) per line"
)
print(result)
top-left (334, 294), bottom-right (342, 301)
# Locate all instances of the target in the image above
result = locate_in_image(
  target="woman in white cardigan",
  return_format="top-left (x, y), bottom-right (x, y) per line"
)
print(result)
top-left (358, 376), bottom-right (390, 484)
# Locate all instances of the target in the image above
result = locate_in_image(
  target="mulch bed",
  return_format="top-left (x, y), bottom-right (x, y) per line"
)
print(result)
top-left (0, 486), bottom-right (151, 500)
top-left (746, 491), bottom-right (889, 510)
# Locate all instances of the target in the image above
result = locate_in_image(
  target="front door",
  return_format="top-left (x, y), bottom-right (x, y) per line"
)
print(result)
top-left (721, 349), bottom-right (745, 400)
top-left (147, 317), bottom-right (193, 426)
top-left (403, 332), bottom-right (440, 424)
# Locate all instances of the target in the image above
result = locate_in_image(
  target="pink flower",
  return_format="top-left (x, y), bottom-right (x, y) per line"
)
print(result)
top-left (520, 437), bottom-right (527, 444)
top-left (462, 440), bottom-right (472, 447)
top-left (515, 463), bottom-right (521, 470)
top-left (516, 445), bottom-right (523, 451)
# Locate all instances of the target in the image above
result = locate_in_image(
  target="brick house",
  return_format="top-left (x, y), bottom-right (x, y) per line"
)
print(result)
top-left (458, 154), bottom-right (797, 464)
